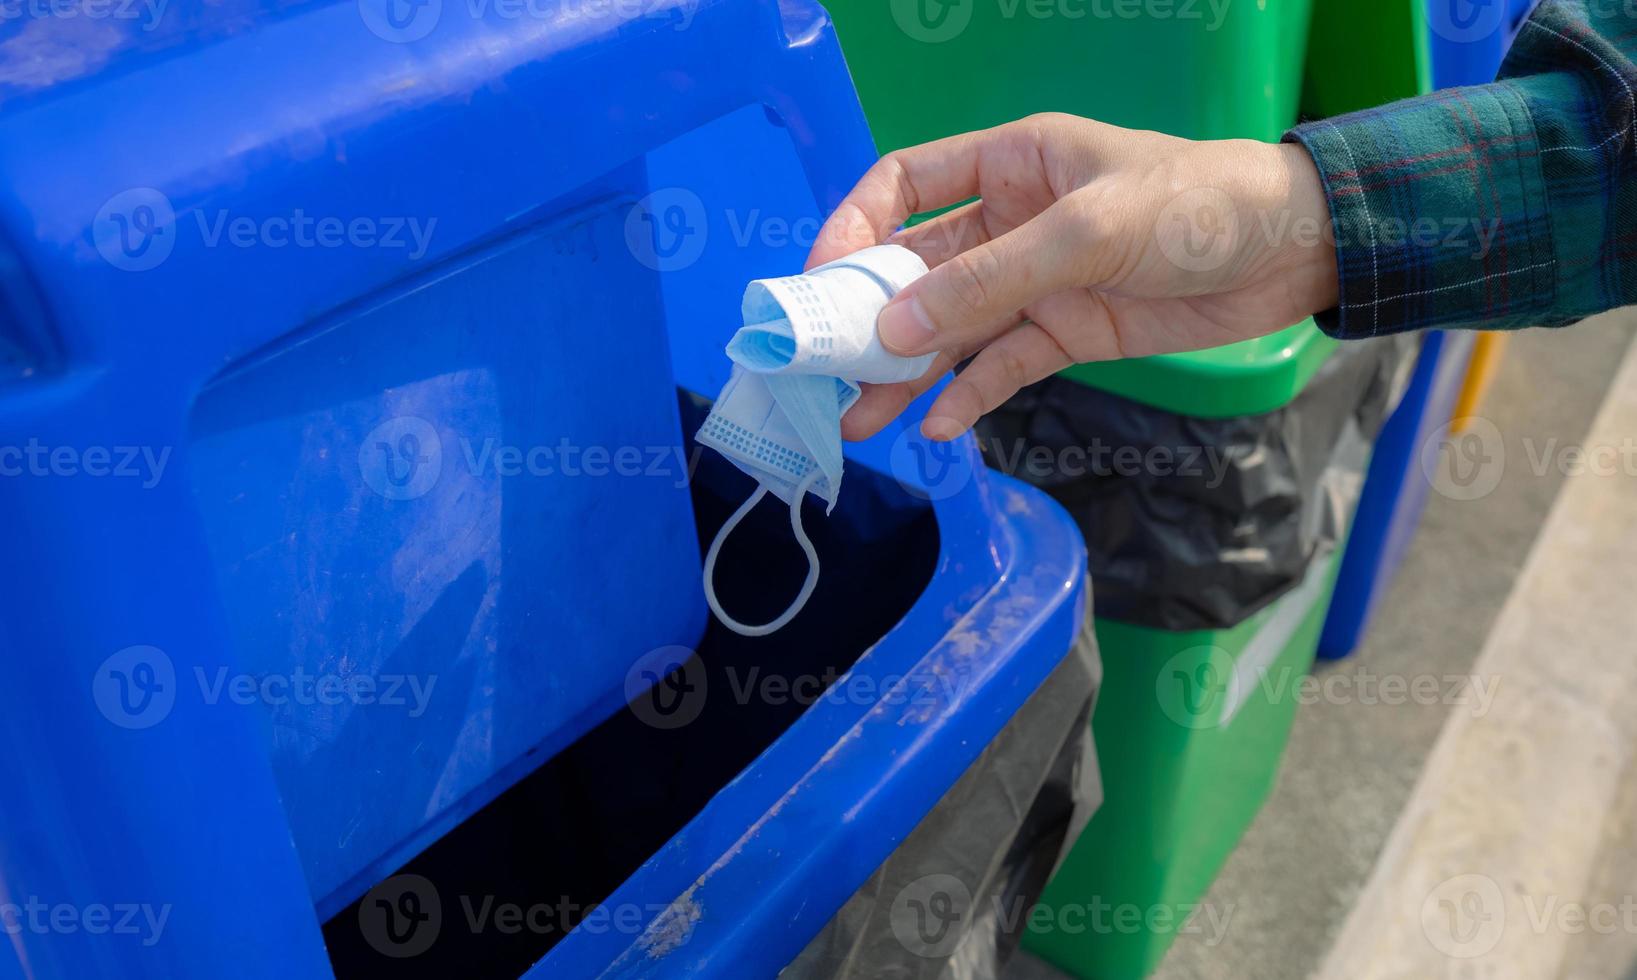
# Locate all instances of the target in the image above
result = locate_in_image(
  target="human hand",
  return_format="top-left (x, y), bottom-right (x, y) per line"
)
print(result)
top-left (805, 113), bottom-right (1340, 441)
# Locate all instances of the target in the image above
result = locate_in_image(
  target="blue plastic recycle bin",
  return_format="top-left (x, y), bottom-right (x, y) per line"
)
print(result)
top-left (1319, 330), bottom-right (1475, 658)
top-left (0, 1), bottom-right (1089, 978)
top-left (1427, 0), bottom-right (1540, 89)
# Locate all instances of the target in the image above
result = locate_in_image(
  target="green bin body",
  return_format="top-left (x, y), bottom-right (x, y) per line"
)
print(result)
top-left (1026, 555), bottom-right (1344, 978)
top-left (827, 0), bottom-right (1317, 150)
top-left (1302, 0), bottom-right (1431, 119)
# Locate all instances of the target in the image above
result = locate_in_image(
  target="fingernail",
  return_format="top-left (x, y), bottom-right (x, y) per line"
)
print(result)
top-left (878, 296), bottom-right (936, 354)
top-left (922, 416), bottom-right (964, 442)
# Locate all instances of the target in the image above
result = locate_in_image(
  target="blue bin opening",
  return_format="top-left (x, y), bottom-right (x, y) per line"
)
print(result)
top-left (321, 393), bottom-right (939, 978)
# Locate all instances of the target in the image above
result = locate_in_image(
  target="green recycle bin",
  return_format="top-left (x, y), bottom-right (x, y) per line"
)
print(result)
top-left (981, 332), bottom-right (1407, 979)
top-left (1029, 558), bottom-right (1344, 977)
top-left (1061, 324), bottom-right (1336, 418)
top-left (824, 4), bottom-right (1380, 978)
top-left (1022, 7), bottom-right (1430, 976)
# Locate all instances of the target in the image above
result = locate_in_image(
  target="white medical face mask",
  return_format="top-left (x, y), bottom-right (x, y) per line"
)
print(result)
top-left (695, 244), bottom-right (933, 636)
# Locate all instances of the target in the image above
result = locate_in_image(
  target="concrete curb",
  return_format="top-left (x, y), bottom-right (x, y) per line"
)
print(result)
top-left (1315, 341), bottom-right (1637, 979)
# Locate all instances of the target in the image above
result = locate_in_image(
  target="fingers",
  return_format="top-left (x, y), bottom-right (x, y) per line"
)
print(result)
top-left (839, 307), bottom-right (1022, 441)
top-left (805, 199), bottom-right (888, 271)
top-left (805, 128), bottom-right (999, 270)
top-left (921, 321), bottom-right (1077, 440)
top-left (876, 200), bottom-right (1094, 359)
top-left (838, 358), bottom-right (951, 442)
top-left (886, 200), bottom-right (993, 269)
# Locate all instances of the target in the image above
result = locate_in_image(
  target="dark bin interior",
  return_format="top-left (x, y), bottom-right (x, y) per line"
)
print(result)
top-left (322, 392), bottom-right (940, 978)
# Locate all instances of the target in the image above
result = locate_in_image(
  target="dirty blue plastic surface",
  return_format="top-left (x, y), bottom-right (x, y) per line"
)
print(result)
top-left (1426, 0), bottom-right (1539, 88)
top-left (0, 1), bottom-right (1087, 977)
top-left (1319, 330), bottom-right (1475, 658)
top-left (533, 464), bottom-right (1087, 978)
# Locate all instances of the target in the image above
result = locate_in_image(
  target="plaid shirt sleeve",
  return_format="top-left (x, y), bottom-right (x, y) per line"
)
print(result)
top-left (1284, 0), bottom-right (1637, 338)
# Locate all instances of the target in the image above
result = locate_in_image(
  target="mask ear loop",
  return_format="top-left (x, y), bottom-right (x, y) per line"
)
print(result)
top-left (702, 467), bottom-right (823, 637)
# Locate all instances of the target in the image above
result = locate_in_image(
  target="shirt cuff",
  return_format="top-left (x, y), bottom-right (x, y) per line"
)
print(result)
top-left (1284, 83), bottom-right (1557, 339)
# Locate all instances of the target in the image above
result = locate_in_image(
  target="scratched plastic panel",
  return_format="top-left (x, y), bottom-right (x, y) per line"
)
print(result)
top-left (0, 0), bottom-right (337, 110)
top-left (186, 192), bottom-right (706, 915)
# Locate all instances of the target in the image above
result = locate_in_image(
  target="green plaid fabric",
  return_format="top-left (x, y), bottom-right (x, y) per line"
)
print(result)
top-left (1285, 0), bottom-right (1637, 338)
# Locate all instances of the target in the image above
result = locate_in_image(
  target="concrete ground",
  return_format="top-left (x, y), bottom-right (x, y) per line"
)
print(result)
top-left (1010, 309), bottom-right (1637, 980)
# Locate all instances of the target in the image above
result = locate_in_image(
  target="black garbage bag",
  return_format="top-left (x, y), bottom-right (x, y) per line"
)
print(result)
top-left (782, 610), bottom-right (1102, 980)
top-left (975, 336), bottom-right (1416, 632)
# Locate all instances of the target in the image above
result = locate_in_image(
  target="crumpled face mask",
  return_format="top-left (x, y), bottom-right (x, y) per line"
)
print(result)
top-left (695, 244), bottom-right (933, 636)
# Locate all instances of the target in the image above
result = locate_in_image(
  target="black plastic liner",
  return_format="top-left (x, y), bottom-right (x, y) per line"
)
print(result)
top-left (782, 607), bottom-right (1102, 980)
top-left (975, 336), bottom-right (1417, 632)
